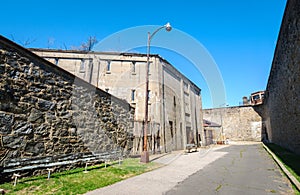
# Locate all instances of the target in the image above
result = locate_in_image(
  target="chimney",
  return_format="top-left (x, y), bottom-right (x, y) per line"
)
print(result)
top-left (242, 96), bottom-right (249, 105)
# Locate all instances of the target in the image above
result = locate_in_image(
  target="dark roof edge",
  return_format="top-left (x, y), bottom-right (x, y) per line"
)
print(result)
top-left (203, 119), bottom-right (221, 127)
top-left (203, 104), bottom-right (253, 110)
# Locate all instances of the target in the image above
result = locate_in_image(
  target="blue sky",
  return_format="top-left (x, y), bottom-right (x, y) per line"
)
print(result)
top-left (1, 0), bottom-right (287, 108)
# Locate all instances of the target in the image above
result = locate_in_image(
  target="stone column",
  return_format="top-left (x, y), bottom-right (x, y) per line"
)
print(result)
top-left (188, 84), bottom-right (197, 145)
top-left (180, 79), bottom-right (187, 149)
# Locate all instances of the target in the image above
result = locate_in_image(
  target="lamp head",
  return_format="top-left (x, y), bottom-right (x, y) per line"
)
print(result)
top-left (165, 22), bottom-right (172, 32)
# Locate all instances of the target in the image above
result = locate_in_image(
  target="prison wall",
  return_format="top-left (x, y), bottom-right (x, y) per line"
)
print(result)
top-left (203, 106), bottom-right (262, 142)
top-left (0, 36), bottom-right (134, 182)
top-left (263, 0), bottom-right (300, 155)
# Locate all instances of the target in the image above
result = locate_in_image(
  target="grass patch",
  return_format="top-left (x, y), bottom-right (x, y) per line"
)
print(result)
top-left (265, 144), bottom-right (300, 181)
top-left (265, 143), bottom-right (300, 194)
top-left (292, 185), bottom-right (300, 195)
top-left (0, 158), bottom-right (162, 195)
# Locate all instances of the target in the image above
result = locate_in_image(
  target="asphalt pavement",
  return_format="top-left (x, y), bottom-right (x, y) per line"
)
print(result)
top-left (85, 142), bottom-right (294, 195)
top-left (166, 143), bottom-right (294, 195)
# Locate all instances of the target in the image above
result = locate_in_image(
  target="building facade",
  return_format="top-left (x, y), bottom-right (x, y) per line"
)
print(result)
top-left (31, 49), bottom-right (204, 154)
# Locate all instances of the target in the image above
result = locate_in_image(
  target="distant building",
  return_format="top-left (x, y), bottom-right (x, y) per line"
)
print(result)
top-left (242, 96), bottom-right (250, 105)
top-left (203, 119), bottom-right (221, 145)
top-left (31, 49), bottom-right (204, 153)
top-left (240, 91), bottom-right (265, 106)
top-left (250, 91), bottom-right (265, 105)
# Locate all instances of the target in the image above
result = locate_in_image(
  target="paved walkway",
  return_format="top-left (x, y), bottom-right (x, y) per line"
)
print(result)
top-left (86, 142), bottom-right (294, 195)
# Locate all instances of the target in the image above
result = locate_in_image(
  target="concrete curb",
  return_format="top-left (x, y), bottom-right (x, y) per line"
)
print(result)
top-left (151, 150), bottom-right (185, 165)
top-left (149, 153), bottom-right (170, 162)
top-left (262, 143), bottom-right (300, 191)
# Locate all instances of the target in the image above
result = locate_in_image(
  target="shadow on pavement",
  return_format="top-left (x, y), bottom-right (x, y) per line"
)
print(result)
top-left (265, 143), bottom-right (300, 178)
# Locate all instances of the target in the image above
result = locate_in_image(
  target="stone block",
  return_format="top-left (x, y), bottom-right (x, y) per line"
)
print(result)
top-left (45, 112), bottom-right (56, 123)
top-left (25, 142), bottom-right (45, 156)
top-left (28, 108), bottom-right (44, 123)
top-left (35, 123), bottom-right (50, 136)
top-left (36, 99), bottom-right (56, 111)
top-left (13, 122), bottom-right (33, 135)
top-left (0, 112), bottom-right (14, 135)
top-left (2, 135), bottom-right (25, 149)
top-left (0, 64), bottom-right (5, 74)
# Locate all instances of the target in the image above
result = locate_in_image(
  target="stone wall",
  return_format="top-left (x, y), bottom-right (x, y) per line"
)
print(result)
top-left (203, 106), bottom-right (262, 142)
top-left (263, 0), bottom-right (300, 155)
top-left (0, 36), bottom-right (134, 182)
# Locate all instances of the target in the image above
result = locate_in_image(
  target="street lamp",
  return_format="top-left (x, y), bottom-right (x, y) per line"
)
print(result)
top-left (140, 22), bottom-right (172, 163)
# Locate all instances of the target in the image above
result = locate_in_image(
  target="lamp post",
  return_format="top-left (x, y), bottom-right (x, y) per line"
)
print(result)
top-left (140, 22), bottom-right (172, 163)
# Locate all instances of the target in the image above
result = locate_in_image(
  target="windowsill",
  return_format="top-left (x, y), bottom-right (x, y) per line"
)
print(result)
top-left (131, 72), bottom-right (137, 75)
top-left (79, 70), bottom-right (86, 73)
top-left (106, 71), bottom-right (111, 74)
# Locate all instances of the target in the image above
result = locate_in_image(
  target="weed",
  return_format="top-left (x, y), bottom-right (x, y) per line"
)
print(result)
top-left (215, 184), bottom-right (222, 192)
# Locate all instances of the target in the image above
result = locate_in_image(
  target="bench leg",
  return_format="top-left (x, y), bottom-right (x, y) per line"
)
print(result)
top-left (14, 177), bottom-right (18, 186)
top-left (84, 163), bottom-right (89, 173)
